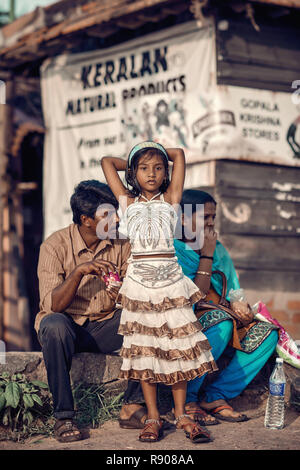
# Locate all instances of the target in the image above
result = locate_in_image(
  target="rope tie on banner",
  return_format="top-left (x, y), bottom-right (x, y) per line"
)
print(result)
top-left (189, 0), bottom-right (208, 28)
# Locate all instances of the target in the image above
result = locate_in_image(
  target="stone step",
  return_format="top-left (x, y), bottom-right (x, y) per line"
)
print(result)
top-left (0, 352), bottom-right (299, 414)
top-left (0, 351), bottom-right (123, 386)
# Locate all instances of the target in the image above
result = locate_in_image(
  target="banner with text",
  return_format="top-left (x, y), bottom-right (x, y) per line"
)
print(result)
top-left (41, 20), bottom-right (300, 238)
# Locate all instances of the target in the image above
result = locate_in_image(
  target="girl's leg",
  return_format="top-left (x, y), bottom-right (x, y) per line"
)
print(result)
top-left (139, 381), bottom-right (162, 442)
top-left (140, 380), bottom-right (160, 420)
top-left (172, 380), bottom-right (187, 418)
top-left (172, 380), bottom-right (211, 442)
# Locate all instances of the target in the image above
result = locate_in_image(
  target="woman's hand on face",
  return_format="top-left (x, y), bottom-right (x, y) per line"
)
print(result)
top-left (201, 227), bottom-right (217, 256)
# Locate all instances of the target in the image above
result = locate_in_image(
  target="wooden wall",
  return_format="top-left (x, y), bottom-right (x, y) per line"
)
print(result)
top-left (214, 159), bottom-right (300, 292)
top-left (0, 77), bottom-right (31, 351)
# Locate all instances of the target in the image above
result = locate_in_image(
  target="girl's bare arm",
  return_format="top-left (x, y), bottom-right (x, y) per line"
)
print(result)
top-left (164, 148), bottom-right (185, 205)
top-left (101, 157), bottom-right (130, 208)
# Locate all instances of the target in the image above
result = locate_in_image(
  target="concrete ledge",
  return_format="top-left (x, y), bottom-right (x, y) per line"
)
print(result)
top-left (1, 352), bottom-right (299, 411)
top-left (0, 351), bottom-right (123, 386)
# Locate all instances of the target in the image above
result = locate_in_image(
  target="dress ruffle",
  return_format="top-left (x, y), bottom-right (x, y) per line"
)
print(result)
top-left (119, 362), bottom-right (218, 385)
top-left (120, 339), bottom-right (212, 361)
top-left (118, 290), bottom-right (204, 312)
top-left (118, 257), bottom-right (217, 385)
top-left (118, 318), bottom-right (202, 339)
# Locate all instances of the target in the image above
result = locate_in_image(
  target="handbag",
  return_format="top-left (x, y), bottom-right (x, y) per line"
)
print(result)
top-left (195, 270), bottom-right (254, 329)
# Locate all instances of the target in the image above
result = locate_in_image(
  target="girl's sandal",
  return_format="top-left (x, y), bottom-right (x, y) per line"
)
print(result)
top-left (175, 414), bottom-right (211, 444)
top-left (139, 418), bottom-right (164, 443)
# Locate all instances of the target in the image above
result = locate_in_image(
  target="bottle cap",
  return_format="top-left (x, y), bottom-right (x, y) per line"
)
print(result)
top-left (276, 357), bottom-right (283, 363)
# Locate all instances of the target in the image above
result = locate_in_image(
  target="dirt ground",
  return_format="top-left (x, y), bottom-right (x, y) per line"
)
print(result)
top-left (0, 401), bottom-right (299, 453)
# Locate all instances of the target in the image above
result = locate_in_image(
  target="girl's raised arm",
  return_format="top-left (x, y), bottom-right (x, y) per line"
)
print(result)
top-left (164, 148), bottom-right (185, 205)
top-left (101, 156), bottom-right (129, 209)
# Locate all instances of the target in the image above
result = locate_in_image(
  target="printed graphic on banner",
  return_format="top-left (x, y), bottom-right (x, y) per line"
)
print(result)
top-left (40, 20), bottom-right (300, 238)
top-left (0, 340), bottom-right (6, 364)
top-left (0, 80), bottom-right (5, 104)
top-left (190, 88), bottom-right (300, 163)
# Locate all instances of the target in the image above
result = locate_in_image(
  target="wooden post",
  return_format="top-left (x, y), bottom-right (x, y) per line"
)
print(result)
top-left (0, 74), bottom-right (31, 350)
top-left (0, 74), bottom-right (11, 343)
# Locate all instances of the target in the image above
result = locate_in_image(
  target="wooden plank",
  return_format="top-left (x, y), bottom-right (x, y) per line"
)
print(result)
top-left (218, 62), bottom-right (299, 88)
top-left (216, 18), bottom-right (300, 91)
top-left (215, 160), bottom-right (300, 191)
top-left (214, 160), bottom-right (300, 236)
top-left (249, 1), bottom-right (300, 9)
top-left (212, 159), bottom-right (300, 291)
top-left (217, 196), bottom-right (300, 236)
top-left (87, 24), bottom-right (120, 38)
top-left (216, 77), bottom-right (292, 93)
top-left (237, 268), bottom-right (300, 292)
top-left (220, 234), bottom-right (300, 271)
top-left (215, 185), bottom-right (300, 202)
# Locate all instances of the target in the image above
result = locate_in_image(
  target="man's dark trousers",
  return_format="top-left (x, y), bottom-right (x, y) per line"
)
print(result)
top-left (38, 311), bottom-right (123, 419)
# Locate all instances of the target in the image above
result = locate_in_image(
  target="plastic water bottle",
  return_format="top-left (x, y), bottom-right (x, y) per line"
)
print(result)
top-left (264, 357), bottom-right (286, 429)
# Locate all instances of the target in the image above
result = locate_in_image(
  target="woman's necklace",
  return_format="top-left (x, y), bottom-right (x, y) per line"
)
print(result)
top-left (139, 192), bottom-right (161, 202)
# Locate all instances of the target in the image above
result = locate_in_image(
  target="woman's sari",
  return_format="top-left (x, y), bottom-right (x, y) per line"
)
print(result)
top-left (174, 239), bottom-right (278, 353)
top-left (174, 239), bottom-right (240, 300)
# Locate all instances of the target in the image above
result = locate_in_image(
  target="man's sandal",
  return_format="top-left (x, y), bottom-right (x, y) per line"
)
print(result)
top-left (138, 418), bottom-right (164, 443)
top-left (53, 419), bottom-right (83, 443)
top-left (119, 407), bottom-right (147, 429)
top-left (175, 414), bottom-right (211, 444)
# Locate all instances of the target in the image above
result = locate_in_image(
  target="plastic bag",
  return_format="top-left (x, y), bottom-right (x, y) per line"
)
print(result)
top-left (254, 301), bottom-right (300, 369)
top-left (229, 288), bottom-right (250, 315)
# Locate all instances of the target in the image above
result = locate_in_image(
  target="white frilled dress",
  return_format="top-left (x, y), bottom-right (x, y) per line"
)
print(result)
top-left (117, 193), bottom-right (218, 385)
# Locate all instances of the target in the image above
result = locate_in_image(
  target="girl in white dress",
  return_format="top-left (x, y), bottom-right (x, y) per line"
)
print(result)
top-left (101, 142), bottom-right (217, 443)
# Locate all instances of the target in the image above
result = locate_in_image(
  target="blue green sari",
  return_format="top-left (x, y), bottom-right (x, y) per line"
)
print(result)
top-left (174, 238), bottom-right (278, 403)
top-left (174, 239), bottom-right (240, 301)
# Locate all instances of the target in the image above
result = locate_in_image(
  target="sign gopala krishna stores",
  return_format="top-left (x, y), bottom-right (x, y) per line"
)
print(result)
top-left (41, 20), bottom-right (300, 238)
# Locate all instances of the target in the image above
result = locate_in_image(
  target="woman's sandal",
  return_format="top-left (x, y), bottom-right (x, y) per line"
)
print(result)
top-left (175, 414), bottom-right (211, 444)
top-left (199, 400), bottom-right (249, 423)
top-left (139, 418), bottom-right (164, 443)
top-left (175, 403), bottom-right (219, 426)
top-left (53, 419), bottom-right (83, 443)
top-left (209, 404), bottom-right (248, 422)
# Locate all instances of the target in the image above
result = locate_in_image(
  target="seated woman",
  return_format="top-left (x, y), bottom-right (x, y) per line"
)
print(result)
top-left (176, 189), bottom-right (279, 423)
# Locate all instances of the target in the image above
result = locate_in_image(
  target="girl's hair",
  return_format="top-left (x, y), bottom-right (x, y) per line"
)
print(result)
top-left (125, 148), bottom-right (170, 197)
top-left (180, 189), bottom-right (217, 213)
top-left (70, 180), bottom-right (118, 225)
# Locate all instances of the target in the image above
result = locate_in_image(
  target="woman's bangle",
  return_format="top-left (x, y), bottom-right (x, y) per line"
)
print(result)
top-left (200, 255), bottom-right (213, 260)
top-left (196, 271), bottom-right (211, 276)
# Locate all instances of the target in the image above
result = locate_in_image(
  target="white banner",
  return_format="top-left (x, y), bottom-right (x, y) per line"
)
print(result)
top-left (41, 20), bottom-right (300, 238)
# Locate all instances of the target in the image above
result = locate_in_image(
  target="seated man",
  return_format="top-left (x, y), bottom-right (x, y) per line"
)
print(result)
top-left (36, 180), bottom-right (130, 442)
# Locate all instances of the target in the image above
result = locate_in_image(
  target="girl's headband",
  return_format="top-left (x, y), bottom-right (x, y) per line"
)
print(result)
top-left (128, 141), bottom-right (168, 166)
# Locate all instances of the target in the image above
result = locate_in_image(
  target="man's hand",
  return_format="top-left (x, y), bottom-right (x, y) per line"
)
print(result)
top-left (76, 259), bottom-right (117, 281)
top-left (77, 259), bottom-right (121, 301)
top-left (51, 259), bottom-right (117, 313)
